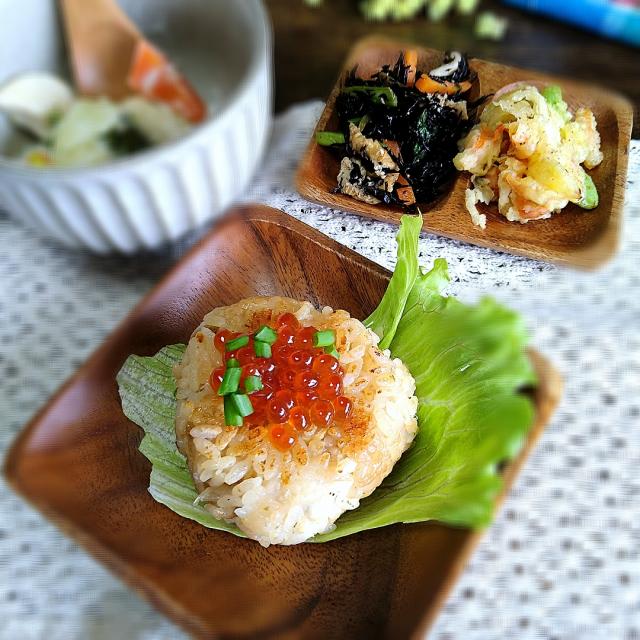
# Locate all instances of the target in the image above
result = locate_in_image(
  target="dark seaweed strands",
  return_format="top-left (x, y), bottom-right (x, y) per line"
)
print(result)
top-left (332, 52), bottom-right (479, 205)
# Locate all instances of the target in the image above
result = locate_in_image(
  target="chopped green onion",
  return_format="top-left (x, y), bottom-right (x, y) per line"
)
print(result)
top-left (244, 375), bottom-right (263, 394)
top-left (541, 85), bottom-right (563, 106)
top-left (342, 86), bottom-right (398, 108)
top-left (542, 85), bottom-right (571, 122)
top-left (231, 393), bottom-right (254, 417)
top-left (226, 335), bottom-right (249, 351)
top-left (224, 395), bottom-right (243, 427)
top-left (226, 358), bottom-right (240, 368)
top-left (254, 340), bottom-right (272, 358)
top-left (254, 325), bottom-right (278, 344)
top-left (325, 345), bottom-right (340, 359)
top-left (577, 173), bottom-right (599, 210)
top-left (316, 131), bottom-right (346, 146)
top-left (218, 367), bottom-right (241, 396)
top-left (313, 329), bottom-right (336, 348)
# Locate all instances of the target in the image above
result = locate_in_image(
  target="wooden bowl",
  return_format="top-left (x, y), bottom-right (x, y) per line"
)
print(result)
top-left (296, 37), bottom-right (633, 269)
top-left (4, 205), bottom-right (562, 639)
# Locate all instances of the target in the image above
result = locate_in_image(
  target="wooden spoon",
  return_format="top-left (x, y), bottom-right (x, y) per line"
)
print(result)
top-left (59, 0), bottom-right (207, 121)
top-left (60, 0), bottom-right (141, 100)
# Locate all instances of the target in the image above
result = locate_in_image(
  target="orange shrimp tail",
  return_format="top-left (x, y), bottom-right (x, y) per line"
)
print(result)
top-left (127, 40), bottom-right (207, 124)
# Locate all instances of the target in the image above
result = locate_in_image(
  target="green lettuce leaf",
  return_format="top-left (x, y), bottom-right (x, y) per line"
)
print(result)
top-left (363, 214), bottom-right (423, 350)
top-left (117, 215), bottom-right (536, 541)
top-left (117, 345), bottom-right (244, 537)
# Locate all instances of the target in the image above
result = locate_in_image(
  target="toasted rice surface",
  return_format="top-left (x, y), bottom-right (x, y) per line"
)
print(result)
top-left (174, 296), bottom-right (418, 546)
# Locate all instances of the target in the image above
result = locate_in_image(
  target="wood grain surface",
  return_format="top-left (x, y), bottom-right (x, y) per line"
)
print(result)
top-left (265, 0), bottom-right (640, 138)
top-left (4, 205), bottom-right (562, 640)
top-left (296, 37), bottom-right (633, 269)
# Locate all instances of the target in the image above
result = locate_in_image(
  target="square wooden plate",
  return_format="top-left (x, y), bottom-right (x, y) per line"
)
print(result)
top-left (5, 205), bottom-right (561, 639)
top-left (296, 37), bottom-right (633, 269)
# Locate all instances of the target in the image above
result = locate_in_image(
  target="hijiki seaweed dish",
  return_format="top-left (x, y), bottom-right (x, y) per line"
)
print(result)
top-left (316, 49), bottom-right (604, 228)
top-left (317, 50), bottom-right (477, 207)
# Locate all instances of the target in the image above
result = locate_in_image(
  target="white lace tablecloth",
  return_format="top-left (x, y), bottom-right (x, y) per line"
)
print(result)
top-left (1, 102), bottom-right (638, 640)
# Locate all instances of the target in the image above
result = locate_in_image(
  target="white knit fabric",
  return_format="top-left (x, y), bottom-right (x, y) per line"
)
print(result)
top-left (0, 102), bottom-right (638, 640)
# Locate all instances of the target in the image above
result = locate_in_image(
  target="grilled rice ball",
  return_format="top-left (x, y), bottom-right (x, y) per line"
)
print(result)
top-left (174, 296), bottom-right (418, 546)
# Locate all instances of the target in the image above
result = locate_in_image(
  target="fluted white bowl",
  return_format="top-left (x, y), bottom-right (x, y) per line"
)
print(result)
top-left (0, 0), bottom-right (272, 253)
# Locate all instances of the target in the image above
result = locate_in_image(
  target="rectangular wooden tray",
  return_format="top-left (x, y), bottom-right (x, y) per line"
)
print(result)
top-left (4, 205), bottom-right (562, 639)
top-left (296, 36), bottom-right (633, 269)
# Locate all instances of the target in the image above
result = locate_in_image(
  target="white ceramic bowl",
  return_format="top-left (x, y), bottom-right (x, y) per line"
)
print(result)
top-left (0, 0), bottom-right (272, 253)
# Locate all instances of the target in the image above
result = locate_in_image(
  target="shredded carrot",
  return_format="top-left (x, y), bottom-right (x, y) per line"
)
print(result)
top-left (127, 40), bottom-right (207, 123)
top-left (403, 49), bottom-right (418, 87)
top-left (394, 174), bottom-right (416, 204)
top-left (383, 139), bottom-right (401, 158)
top-left (512, 194), bottom-right (548, 220)
top-left (472, 124), bottom-right (505, 152)
top-left (415, 75), bottom-right (472, 95)
top-left (396, 185), bottom-right (416, 205)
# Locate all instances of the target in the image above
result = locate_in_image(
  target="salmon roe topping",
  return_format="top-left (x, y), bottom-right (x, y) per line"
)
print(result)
top-left (211, 313), bottom-right (352, 451)
top-left (214, 328), bottom-right (238, 353)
